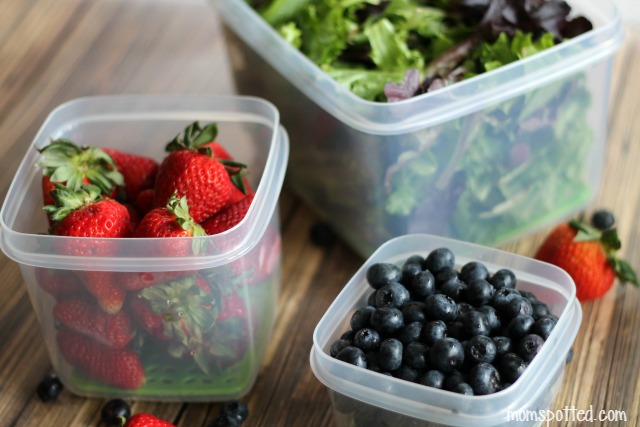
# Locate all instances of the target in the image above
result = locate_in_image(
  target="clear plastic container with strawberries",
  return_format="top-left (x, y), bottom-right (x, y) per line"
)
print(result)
top-left (0, 95), bottom-right (289, 401)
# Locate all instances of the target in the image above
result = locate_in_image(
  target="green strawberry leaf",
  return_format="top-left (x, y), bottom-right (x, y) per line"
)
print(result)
top-left (608, 257), bottom-right (639, 287)
top-left (600, 228), bottom-right (622, 251)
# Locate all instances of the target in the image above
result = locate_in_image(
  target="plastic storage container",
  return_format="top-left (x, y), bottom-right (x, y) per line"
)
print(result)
top-left (310, 234), bottom-right (582, 426)
top-left (0, 95), bottom-right (289, 401)
top-left (212, 0), bottom-right (624, 258)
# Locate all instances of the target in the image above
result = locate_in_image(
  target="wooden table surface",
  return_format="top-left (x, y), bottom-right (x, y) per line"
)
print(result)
top-left (0, 0), bottom-right (639, 426)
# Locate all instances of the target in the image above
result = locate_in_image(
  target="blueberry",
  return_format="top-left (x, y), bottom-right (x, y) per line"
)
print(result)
top-left (418, 370), bottom-right (445, 389)
top-left (465, 279), bottom-right (495, 306)
top-left (401, 255), bottom-right (424, 284)
top-left (375, 282), bottom-right (411, 308)
top-left (221, 400), bottom-right (249, 425)
top-left (443, 370), bottom-right (467, 391)
top-left (531, 301), bottom-right (551, 319)
top-left (309, 221), bottom-right (335, 248)
top-left (518, 334), bottom-right (545, 362)
top-left (353, 328), bottom-right (381, 351)
top-left (507, 314), bottom-right (535, 340)
top-left (490, 288), bottom-right (521, 312)
top-left (503, 296), bottom-right (533, 319)
top-left (477, 305), bottom-right (501, 332)
top-left (421, 320), bottom-right (447, 345)
top-left (459, 261), bottom-right (489, 283)
top-left (370, 307), bottom-right (404, 335)
top-left (425, 294), bottom-right (459, 322)
top-left (440, 278), bottom-right (467, 302)
top-left (465, 335), bottom-right (497, 364)
top-left (424, 248), bottom-right (455, 273)
top-left (366, 263), bottom-right (402, 290)
top-left (208, 415), bottom-right (240, 427)
top-left (446, 321), bottom-right (465, 340)
top-left (533, 316), bottom-right (556, 340)
top-left (456, 302), bottom-right (475, 318)
top-left (489, 269), bottom-right (517, 290)
top-left (403, 342), bottom-right (430, 370)
top-left (591, 209), bottom-right (615, 230)
top-left (461, 311), bottom-right (491, 337)
top-left (409, 271), bottom-right (436, 300)
top-left (340, 330), bottom-right (355, 341)
top-left (451, 382), bottom-right (474, 395)
top-left (392, 365), bottom-right (421, 382)
top-left (519, 290), bottom-right (538, 303)
top-left (101, 398), bottom-right (131, 425)
top-left (350, 305), bottom-right (375, 331)
top-left (330, 339), bottom-right (353, 357)
top-left (498, 353), bottom-right (527, 383)
top-left (435, 267), bottom-right (459, 288)
top-left (36, 373), bottom-right (64, 402)
top-left (367, 291), bottom-right (377, 307)
top-left (335, 346), bottom-right (367, 368)
top-left (397, 321), bottom-right (424, 345)
top-left (365, 351), bottom-right (381, 372)
top-left (379, 338), bottom-right (403, 371)
top-left (492, 336), bottom-right (512, 357)
top-left (401, 301), bottom-right (427, 323)
top-left (468, 363), bottom-right (501, 395)
top-left (429, 338), bottom-right (465, 373)
top-left (566, 347), bottom-right (574, 364)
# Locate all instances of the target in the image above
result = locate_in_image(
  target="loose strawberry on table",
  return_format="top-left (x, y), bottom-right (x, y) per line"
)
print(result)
top-left (153, 121), bottom-right (248, 223)
top-left (122, 414), bottom-right (176, 427)
top-left (534, 213), bottom-right (638, 301)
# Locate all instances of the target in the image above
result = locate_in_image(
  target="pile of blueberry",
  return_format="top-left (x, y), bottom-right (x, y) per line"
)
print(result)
top-left (330, 247), bottom-right (558, 396)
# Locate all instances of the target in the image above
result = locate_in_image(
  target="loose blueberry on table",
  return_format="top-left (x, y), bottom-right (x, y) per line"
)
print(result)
top-left (331, 247), bottom-right (558, 396)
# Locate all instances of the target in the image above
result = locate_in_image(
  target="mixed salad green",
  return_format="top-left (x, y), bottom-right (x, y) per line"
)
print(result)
top-left (249, 0), bottom-right (592, 102)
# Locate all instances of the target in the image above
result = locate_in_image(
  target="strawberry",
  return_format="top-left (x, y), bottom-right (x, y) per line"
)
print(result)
top-left (127, 296), bottom-right (167, 340)
top-left (46, 184), bottom-right (132, 313)
top-left (34, 267), bottom-right (82, 298)
top-left (37, 138), bottom-right (123, 207)
top-left (201, 193), bottom-right (255, 235)
top-left (134, 194), bottom-right (206, 242)
top-left (123, 414), bottom-right (176, 427)
top-left (137, 274), bottom-right (219, 373)
top-left (57, 327), bottom-right (145, 390)
top-left (53, 297), bottom-right (134, 348)
top-left (102, 148), bottom-right (158, 201)
top-left (135, 188), bottom-right (155, 217)
top-left (153, 122), bottom-right (247, 223)
top-left (534, 218), bottom-right (638, 301)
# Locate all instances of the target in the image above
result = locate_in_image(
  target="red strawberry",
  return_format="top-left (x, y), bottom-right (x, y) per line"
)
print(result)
top-left (134, 194), bottom-right (206, 241)
top-left (57, 327), bottom-right (145, 390)
top-left (127, 296), bottom-right (167, 340)
top-left (123, 414), bottom-right (176, 427)
top-left (153, 122), bottom-right (246, 223)
top-left (53, 297), bottom-right (134, 348)
top-left (135, 188), bottom-right (155, 217)
top-left (34, 267), bottom-right (82, 298)
top-left (217, 291), bottom-right (248, 323)
top-left (204, 140), bottom-right (252, 205)
top-left (137, 274), bottom-right (218, 372)
top-left (102, 148), bottom-right (158, 201)
top-left (202, 193), bottom-right (255, 235)
top-left (534, 218), bottom-right (638, 301)
top-left (38, 139), bottom-right (123, 207)
top-left (46, 184), bottom-right (132, 313)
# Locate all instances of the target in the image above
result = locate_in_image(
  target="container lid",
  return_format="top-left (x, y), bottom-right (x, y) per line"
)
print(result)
top-left (310, 234), bottom-right (582, 426)
top-left (213, 0), bottom-right (624, 135)
top-left (0, 95), bottom-right (289, 272)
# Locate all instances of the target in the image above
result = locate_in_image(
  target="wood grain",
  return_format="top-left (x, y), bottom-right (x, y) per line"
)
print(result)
top-left (0, 1), bottom-right (638, 426)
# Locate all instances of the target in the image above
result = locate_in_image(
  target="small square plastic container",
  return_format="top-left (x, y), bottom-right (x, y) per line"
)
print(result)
top-left (0, 95), bottom-right (289, 401)
top-left (211, 0), bottom-right (624, 257)
top-left (310, 234), bottom-right (582, 426)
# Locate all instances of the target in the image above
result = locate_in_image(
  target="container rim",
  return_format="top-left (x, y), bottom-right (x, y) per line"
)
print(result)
top-left (310, 234), bottom-right (582, 425)
top-left (213, 0), bottom-right (624, 135)
top-left (0, 94), bottom-right (290, 271)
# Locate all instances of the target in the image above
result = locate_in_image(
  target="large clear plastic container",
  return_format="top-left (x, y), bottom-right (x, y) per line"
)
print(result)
top-left (311, 234), bottom-right (581, 426)
top-left (0, 95), bottom-right (289, 401)
top-left (212, 0), bottom-right (624, 257)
